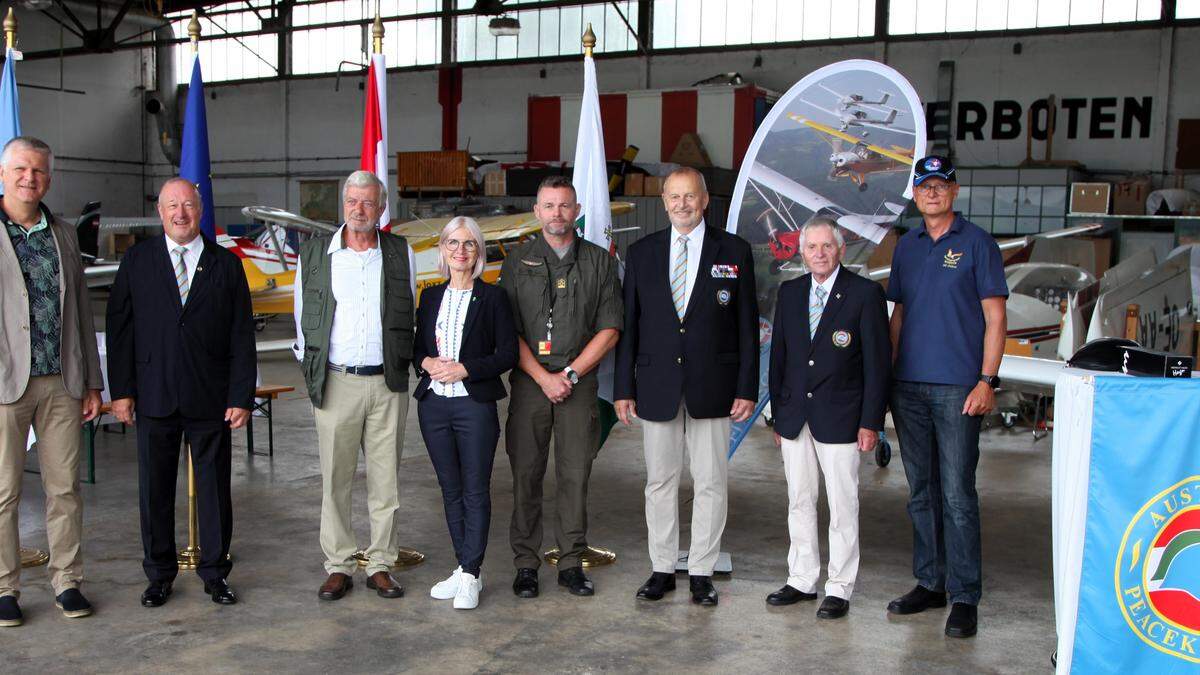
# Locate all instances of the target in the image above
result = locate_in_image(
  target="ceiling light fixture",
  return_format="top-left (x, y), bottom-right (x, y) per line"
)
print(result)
top-left (488, 16), bottom-right (520, 37)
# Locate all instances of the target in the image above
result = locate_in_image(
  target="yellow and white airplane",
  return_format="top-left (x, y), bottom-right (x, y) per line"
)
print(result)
top-left (787, 113), bottom-right (914, 192)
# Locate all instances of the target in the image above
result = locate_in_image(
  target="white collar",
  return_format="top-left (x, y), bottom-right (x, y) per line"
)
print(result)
top-left (165, 232), bottom-right (204, 257)
top-left (671, 219), bottom-right (706, 243)
top-left (327, 223), bottom-right (381, 254)
top-left (813, 264), bottom-right (840, 294)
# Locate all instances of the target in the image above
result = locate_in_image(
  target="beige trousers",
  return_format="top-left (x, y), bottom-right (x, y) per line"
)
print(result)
top-left (781, 424), bottom-right (861, 599)
top-left (641, 402), bottom-right (731, 577)
top-left (314, 371), bottom-right (408, 576)
top-left (0, 375), bottom-right (84, 597)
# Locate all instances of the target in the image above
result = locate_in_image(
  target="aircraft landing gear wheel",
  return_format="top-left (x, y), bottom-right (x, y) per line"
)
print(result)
top-left (1000, 411), bottom-right (1017, 428)
top-left (858, 182), bottom-right (869, 192)
top-left (875, 439), bottom-right (891, 467)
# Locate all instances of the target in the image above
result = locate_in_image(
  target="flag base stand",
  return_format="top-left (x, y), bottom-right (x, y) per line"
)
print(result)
top-left (353, 547), bottom-right (425, 570)
top-left (19, 547), bottom-right (48, 568)
top-left (542, 546), bottom-right (617, 568)
top-left (176, 442), bottom-right (231, 570)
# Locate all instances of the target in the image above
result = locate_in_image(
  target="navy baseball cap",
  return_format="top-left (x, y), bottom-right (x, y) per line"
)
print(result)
top-left (913, 155), bottom-right (957, 186)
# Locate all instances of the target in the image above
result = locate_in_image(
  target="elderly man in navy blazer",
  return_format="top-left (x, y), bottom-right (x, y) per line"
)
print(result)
top-left (766, 217), bottom-right (889, 619)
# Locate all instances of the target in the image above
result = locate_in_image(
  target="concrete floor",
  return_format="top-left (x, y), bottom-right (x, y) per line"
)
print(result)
top-left (5, 319), bottom-right (1057, 674)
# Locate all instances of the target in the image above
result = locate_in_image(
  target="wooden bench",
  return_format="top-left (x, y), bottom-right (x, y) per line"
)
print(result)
top-left (247, 385), bottom-right (295, 458)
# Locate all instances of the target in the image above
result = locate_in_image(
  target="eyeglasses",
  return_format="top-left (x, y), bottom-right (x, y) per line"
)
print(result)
top-left (443, 239), bottom-right (478, 252)
top-left (344, 198), bottom-right (379, 210)
top-left (915, 182), bottom-right (955, 194)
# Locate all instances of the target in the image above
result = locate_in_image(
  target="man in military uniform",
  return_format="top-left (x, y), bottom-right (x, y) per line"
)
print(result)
top-left (500, 175), bottom-right (622, 598)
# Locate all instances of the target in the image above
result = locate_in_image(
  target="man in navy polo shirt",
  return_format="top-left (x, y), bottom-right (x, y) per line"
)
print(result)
top-left (884, 156), bottom-right (1008, 639)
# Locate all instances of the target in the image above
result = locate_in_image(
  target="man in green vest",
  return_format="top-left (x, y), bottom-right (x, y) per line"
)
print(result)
top-left (292, 170), bottom-right (416, 602)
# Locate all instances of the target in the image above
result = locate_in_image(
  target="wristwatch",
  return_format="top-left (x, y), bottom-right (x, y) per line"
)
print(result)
top-left (980, 374), bottom-right (1000, 388)
top-left (563, 366), bottom-right (580, 384)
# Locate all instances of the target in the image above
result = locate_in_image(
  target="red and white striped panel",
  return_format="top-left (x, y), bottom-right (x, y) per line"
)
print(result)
top-left (528, 84), bottom-right (764, 170)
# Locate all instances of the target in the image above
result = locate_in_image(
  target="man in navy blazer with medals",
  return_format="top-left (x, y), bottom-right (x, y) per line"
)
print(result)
top-left (107, 178), bottom-right (256, 607)
top-left (766, 217), bottom-right (889, 619)
top-left (615, 167), bottom-right (758, 606)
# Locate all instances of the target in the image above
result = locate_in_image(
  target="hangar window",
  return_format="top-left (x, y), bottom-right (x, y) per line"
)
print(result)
top-left (291, 0), bottom-right (441, 75)
top-left (455, 0), bottom-right (639, 62)
top-left (652, 0), bottom-right (875, 48)
top-left (1177, 0), bottom-right (1200, 18)
top-left (888, 0), bottom-right (1162, 34)
top-left (169, 2), bottom-right (280, 83)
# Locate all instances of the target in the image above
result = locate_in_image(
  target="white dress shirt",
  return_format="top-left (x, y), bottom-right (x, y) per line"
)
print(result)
top-left (668, 219), bottom-right (706, 315)
top-left (165, 232), bottom-right (204, 290)
top-left (431, 287), bottom-right (471, 398)
top-left (810, 263), bottom-right (840, 311)
top-left (292, 225), bottom-right (418, 365)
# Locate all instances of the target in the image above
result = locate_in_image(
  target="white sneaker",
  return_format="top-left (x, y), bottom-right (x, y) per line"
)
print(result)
top-left (430, 566), bottom-right (462, 600)
top-left (453, 572), bottom-right (482, 610)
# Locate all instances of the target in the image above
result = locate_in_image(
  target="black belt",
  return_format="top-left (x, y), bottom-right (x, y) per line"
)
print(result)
top-left (328, 364), bottom-right (384, 376)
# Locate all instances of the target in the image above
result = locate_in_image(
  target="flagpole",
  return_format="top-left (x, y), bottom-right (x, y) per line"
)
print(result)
top-left (352, 7), bottom-right (423, 571)
top-left (543, 22), bottom-right (617, 571)
top-left (177, 9), bottom-right (204, 570)
top-left (7, 6), bottom-right (49, 573)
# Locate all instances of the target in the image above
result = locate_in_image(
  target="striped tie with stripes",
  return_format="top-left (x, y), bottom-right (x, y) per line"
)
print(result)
top-left (173, 246), bottom-right (189, 304)
top-left (810, 285), bottom-right (827, 339)
top-left (671, 234), bottom-right (688, 319)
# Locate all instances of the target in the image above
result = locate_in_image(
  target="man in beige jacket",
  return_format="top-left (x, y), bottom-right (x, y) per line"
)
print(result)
top-left (0, 136), bottom-right (103, 626)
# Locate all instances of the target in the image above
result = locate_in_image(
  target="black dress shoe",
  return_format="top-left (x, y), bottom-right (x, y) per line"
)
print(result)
top-left (945, 602), bottom-right (978, 638)
top-left (689, 575), bottom-right (718, 606)
top-left (636, 572), bottom-right (676, 601)
top-left (141, 581), bottom-right (173, 608)
top-left (816, 596), bottom-right (850, 619)
top-left (203, 579), bottom-right (238, 605)
top-left (887, 584), bottom-right (947, 615)
top-left (557, 566), bottom-right (595, 596)
top-left (766, 585), bottom-right (817, 606)
top-left (512, 568), bottom-right (539, 598)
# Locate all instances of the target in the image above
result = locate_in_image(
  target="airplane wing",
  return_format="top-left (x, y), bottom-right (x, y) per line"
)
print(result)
top-left (241, 206), bottom-right (338, 236)
top-left (796, 97), bottom-right (848, 122)
top-left (84, 263), bottom-right (120, 288)
top-left (858, 119), bottom-right (916, 135)
top-left (747, 162), bottom-right (892, 243)
top-left (998, 355), bottom-right (1066, 392)
top-left (866, 222), bottom-right (1106, 281)
top-left (255, 339), bottom-right (295, 354)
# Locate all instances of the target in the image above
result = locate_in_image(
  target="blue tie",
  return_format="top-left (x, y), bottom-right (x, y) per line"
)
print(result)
top-left (810, 285), bottom-right (827, 339)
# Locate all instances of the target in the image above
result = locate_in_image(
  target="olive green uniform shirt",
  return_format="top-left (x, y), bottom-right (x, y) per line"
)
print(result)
top-left (499, 234), bottom-right (623, 372)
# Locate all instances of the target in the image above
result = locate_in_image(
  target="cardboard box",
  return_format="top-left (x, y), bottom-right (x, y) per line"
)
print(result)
top-left (483, 171), bottom-right (506, 196)
top-left (623, 173), bottom-right (644, 196)
top-left (113, 233), bottom-right (136, 255)
top-left (1112, 178), bottom-right (1151, 216)
top-left (643, 176), bottom-right (663, 195)
top-left (669, 133), bottom-right (713, 168)
top-left (1070, 182), bottom-right (1110, 214)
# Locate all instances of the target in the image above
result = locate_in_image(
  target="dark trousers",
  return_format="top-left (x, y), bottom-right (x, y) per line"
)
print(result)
top-left (890, 381), bottom-right (982, 606)
top-left (417, 393), bottom-right (499, 577)
top-left (137, 413), bottom-right (233, 584)
top-left (505, 369), bottom-right (600, 570)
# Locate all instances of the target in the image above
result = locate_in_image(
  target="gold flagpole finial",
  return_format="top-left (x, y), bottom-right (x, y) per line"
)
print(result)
top-left (582, 23), bottom-right (596, 58)
top-left (4, 8), bottom-right (17, 51)
top-left (372, 10), bottom-right (384, 55)
top-left (187, 10), bottom-right (201, 53)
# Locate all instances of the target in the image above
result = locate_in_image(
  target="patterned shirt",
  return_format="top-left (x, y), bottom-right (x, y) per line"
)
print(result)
top-left (4, 210), bottom-right (62, 376)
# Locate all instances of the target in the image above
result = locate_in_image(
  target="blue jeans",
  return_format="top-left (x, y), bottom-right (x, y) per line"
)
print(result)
top-left (417, 393), bottom-right (500, 577)
top-left (890, 381), bottom-right (982, 606)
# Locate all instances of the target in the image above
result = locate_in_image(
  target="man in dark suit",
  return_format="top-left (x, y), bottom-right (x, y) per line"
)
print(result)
top-left (107, 177), bottom-right (256, 607)
top-left (766, 216), bottom-right (890, 619)
top-left (615, 167), bottom-right (758, 606)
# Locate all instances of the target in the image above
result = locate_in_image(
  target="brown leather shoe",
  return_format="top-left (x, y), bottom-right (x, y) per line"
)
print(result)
top-left (366, 571), bottom-right (404, 599)
top-left (318, 573), bottom-right (353, 601)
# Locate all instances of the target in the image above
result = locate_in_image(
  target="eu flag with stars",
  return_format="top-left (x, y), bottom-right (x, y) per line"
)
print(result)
top-left (179, 54), bottom-right (215, 239)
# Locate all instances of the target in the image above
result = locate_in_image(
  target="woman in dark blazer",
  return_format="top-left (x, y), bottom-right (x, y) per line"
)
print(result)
top-left (413, 216), bottom-right (518, 610)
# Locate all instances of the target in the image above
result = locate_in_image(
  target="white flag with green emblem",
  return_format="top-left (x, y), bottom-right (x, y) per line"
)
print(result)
top-left (572, 50), bottom-right (612, 254)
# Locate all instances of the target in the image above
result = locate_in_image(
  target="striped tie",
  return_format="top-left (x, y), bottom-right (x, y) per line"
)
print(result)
top-left (671, 235), bottom-right (688, 319)
top-left (173, 246), bottom-right (189, 304)
top-left (810, 285), bottom-right (827, 339)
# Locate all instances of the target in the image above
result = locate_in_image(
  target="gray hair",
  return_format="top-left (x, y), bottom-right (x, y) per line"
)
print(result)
top-left (343, 170), bottom-right (387, 210)
top-left (537, 175), bottom-right (577, 202)
top-left (437, 216), bottom-right (486, 280)
top-left (1, 136), bottom-right (54, 172)
top-left (664, 166), bottom-right (707, 194)
top-left (798, 216), bottom-right (845, 249)
top-left (158, 177), bottom-right (203, 215)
